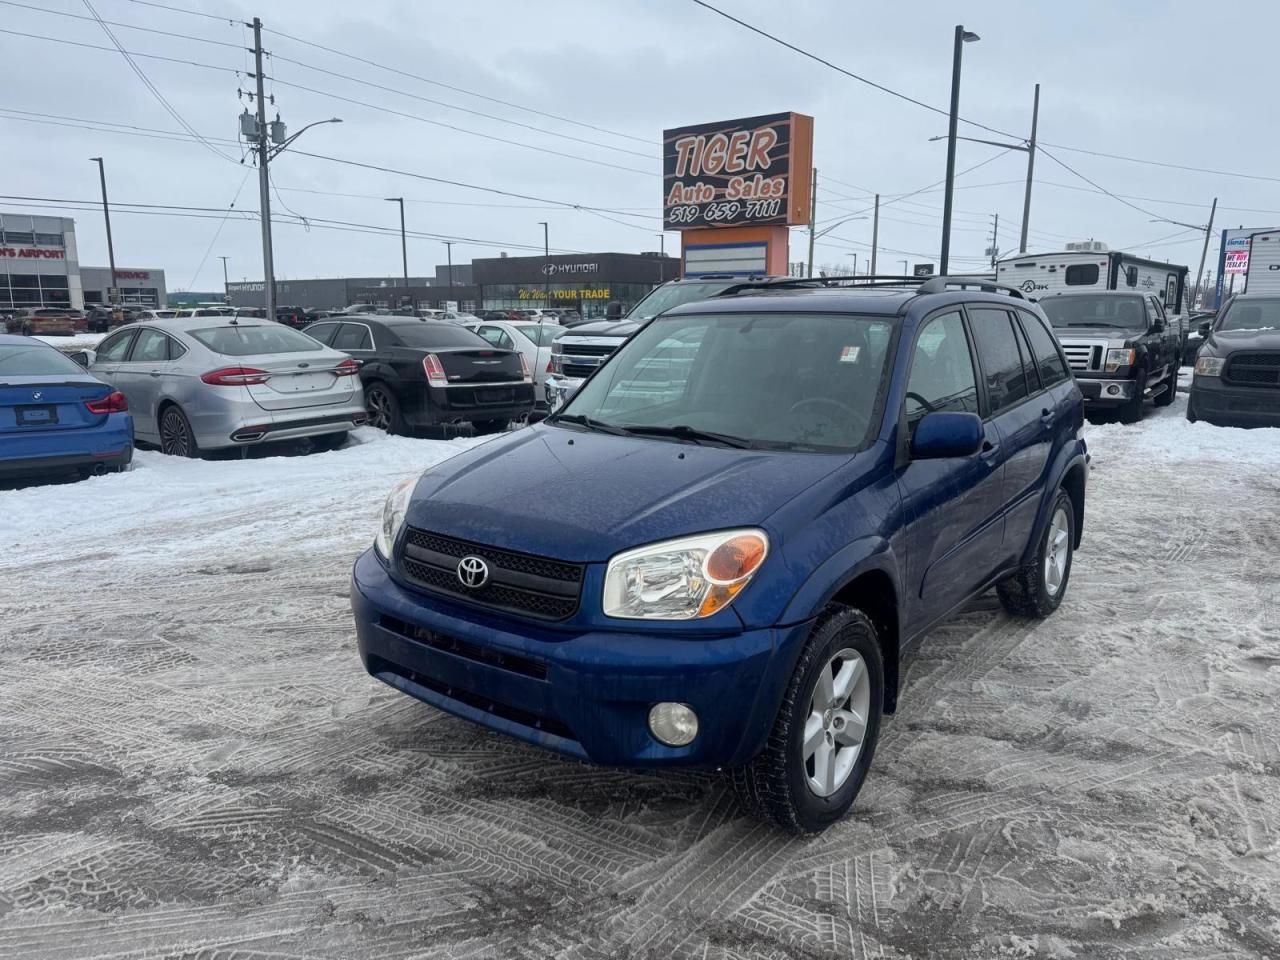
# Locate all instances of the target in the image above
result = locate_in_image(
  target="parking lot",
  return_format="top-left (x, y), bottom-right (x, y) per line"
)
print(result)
top-left (1, 380), bottom-right (1278, 960)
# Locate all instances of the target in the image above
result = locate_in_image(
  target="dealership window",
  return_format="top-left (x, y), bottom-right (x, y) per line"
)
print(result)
top-left (1065, 264), bottom-right (1099, 286)
top-left (9, 273), bottom-right (39, 289)
top-left (3, 230), bottom-right (34, 245)
top-left (34, 232), bottom-right (63, 246)
top-left (39, 275), bottom-right (68, 291)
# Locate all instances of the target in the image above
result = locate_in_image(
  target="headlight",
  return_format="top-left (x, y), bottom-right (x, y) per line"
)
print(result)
top-left (603, 529), bottom-right (769, 620)
top-left (1194, 356), bottom-right (1225, 377)
top-left (374, 477), bottom-right (416, 559)
top-left (1105, 348), bottom-right (1136, 372)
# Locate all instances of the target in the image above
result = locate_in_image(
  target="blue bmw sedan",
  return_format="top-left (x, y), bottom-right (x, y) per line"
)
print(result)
top-left (0, 334), bottom-right (133, 482)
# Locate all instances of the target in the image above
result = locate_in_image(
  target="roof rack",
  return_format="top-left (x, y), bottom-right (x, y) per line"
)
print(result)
top-left (713, 273), bottom-right (1025, 300)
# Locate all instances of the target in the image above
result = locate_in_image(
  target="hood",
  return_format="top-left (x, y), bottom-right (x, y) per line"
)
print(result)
top-left (1203, 328), bottom-right (1280, 354)
top-left (559, 319), bottom-right (642, 338)
top-left (404, 425), bottom-right (850, 561)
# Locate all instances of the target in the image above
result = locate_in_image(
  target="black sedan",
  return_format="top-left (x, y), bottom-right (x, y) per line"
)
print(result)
top-left (1187, 295), bottom-right (1280, 427)
top-left (303, 316), bottom-right (535, 434)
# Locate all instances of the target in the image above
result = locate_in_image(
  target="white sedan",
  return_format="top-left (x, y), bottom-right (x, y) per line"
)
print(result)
top-left (465, 319), bottom-right (562, 404)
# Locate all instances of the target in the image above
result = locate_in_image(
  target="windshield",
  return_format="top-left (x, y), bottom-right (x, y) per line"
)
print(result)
top-left (190, 324), bottom-right (325, 356)
top-left (391, 323), bottom-right (488, 348)
top-left (557, 312), bottom-right (894, 452)
top-left (1039, 295), bottom-right (1148, 329)
top-left (513, 324), bottom-right (560, 347)
top-left (0, 343), bottom-right (88, 377)
top-left (628, 281), bottom-right (738, 320)
top-left (1218, 298), bottom-right (1280, 332)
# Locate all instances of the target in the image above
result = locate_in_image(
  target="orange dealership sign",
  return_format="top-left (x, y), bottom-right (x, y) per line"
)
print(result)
top-left (663, 112), bottom-right (813, 230)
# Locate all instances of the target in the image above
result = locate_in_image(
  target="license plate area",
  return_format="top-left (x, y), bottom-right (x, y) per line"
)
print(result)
top-left (477, 388), bottom-right (514, 404)
top-left (17, 404), bottom-right (58, 426)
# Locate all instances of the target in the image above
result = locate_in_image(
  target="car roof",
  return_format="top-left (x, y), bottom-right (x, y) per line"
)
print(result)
top-left (0, 332), bottom-right (57, 347)
top-left (112, 316), bottom-right (290, 333)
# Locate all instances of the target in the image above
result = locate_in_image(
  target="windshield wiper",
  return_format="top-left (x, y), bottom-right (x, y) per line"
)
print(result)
top-left (548, 413), bottom-right (630, 436)
top-left (618, 424), bottom-right (756, 449)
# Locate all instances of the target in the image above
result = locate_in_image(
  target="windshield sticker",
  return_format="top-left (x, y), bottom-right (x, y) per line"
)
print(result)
top-left (839, 346), bottom-right (861, 363)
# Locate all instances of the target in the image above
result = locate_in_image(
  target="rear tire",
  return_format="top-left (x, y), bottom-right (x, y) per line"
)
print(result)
top-left (732, 606), bottom-right (884, 834)
top-left (997, 488), bottom-right (1074, 618)
top-left (473, 418), bottom-right (510, 435)
top-left (158, 405), bottom-right (200, 459)
top-left (364, 383), bottom-right (404, 435)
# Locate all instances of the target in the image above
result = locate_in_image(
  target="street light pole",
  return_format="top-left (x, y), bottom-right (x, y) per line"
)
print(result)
top-left (385, 197), bottom-right (408, 301)
top-left (940, 25), bottom-right (980, 275)
top-left (870, 194), bottom-right (880, 275)
top-left (656, 233), bottom-right (666, 283)
top-left (900, 259), bottom-right (909, 275)
top-left (89, 157), bottom-right (117, 313)
top-left (1019, 83), bottom-right (1040, 254)
top-left (538, 221), bottom-right (549, 309)
top-left (250, 17), bottom-right (275, 320)
top-left (218, 256), bottom-right (230, 303)
top-left (442, 241), bottom-right (454, 306)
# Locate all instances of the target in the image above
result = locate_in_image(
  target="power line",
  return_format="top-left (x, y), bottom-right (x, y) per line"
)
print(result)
top-left (1034, 145), bottom-right (1171, 222)
top-left (0, 28), bottom-right (237, 73)
top-left (0, 0), bottom-right (242, 47)
top-left (77, 0), bottom-right (237, 163)
top-left (123, 0), bottom-right (234, 22)
top-left (186, 169), bottom-right (252, 290)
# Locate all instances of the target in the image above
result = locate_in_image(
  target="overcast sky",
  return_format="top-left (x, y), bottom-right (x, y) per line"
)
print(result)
top-left (5, 0), bottom-right (1277, 290)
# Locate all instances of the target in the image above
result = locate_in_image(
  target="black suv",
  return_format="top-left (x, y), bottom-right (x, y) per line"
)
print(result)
top-left (1038, 290), bottom-right (1181, 423)
top-left (1188, 295), bottom-right (1280, 427)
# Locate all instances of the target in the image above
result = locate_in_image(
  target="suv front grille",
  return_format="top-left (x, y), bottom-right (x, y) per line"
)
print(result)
top-left (398, 528), bottom-right (584, 621)
top-left (1224, 353), bottom-right (1280, 388)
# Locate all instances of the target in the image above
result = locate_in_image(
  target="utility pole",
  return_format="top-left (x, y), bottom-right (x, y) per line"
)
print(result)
top-left (1194, 197), bottom-right (1218, 310)
top-left (656, 233), bottom-right (666, 283)
top-left (538, 221), bottom-right (549, 308)
top-left (218, 256), bottom-right (230, 303)
top-left (89, 157), bottom-right (118, 316)
top-left (941, 25), bottom-right (980, 275)
top-left (1019, 83), bottom-right (1040, 253)
top-left (385, 197), bottom-right (408, 300)
top-left (442, 241), bottom-right (454, 305)
top-left (807, 168), bottom-right (818, 277)
top-left (870, 194), bottom-right (880, 275)
top-left (987, 213), bottom-right (1000, 270)
top-left (249, 17), bottom-right (275, 320)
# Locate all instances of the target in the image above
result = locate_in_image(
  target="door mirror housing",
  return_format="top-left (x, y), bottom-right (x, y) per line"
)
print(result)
top-left (69, 350), bottom-right (94, 367)
top-left (910, 412), bottom-right (985, 460)
top-left (1198, 320), bottom-right (1213, 338)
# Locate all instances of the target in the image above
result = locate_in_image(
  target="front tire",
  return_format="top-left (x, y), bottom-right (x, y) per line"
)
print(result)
top-left (364, 383), bottom-right (404, 435)
top-left (1118, 372), bottom-right (1146, 424)
top-left (158, 405), bottom-right (199, 458)
top-left (997, 488), bottom-right (1074, 618)
top-left (733, 606), bottom-right (884, 834)
top-left (1154, 366), bottom-right (1176, 407)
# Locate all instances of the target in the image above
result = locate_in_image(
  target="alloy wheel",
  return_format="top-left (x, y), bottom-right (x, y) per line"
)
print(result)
top-left (160, 410), bottom-right (190, 456)
top-left (1043, 506), bottom-right (1071, 597)
top-left (366, 388), bottom-right (391, 431)
top-left (803, 647), bottom-right (871, 798)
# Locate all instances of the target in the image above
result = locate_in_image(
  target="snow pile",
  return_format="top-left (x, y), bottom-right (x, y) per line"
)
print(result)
top-left (35, 332), bottom-right (107, 351)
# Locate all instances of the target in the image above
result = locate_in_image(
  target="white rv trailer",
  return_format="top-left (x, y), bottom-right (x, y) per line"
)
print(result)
top-left (1243, 230), bottom-right (1280, 295)
top-left (997, 243), bottom-right (1189, 314)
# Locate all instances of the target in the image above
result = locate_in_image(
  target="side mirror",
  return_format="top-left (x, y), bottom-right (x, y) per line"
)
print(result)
top-left (1198, 320), bottom-right (1213, 337)
top-left (910, 412), bottom-right (984, 460)
top-left (1151, 319), bottom-right (1164, 333)
top-left (605, 301), bottom-right (623, 320)
top-left (69, 350), bottom-right (93, 367)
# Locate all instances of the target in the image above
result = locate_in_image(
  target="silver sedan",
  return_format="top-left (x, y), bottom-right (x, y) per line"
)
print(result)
top-left (77, 317), bottom-right (367, 456)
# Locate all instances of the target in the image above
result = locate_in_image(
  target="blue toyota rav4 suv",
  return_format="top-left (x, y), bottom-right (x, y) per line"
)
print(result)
top-left (351, 276), bottom-right (1087, 833)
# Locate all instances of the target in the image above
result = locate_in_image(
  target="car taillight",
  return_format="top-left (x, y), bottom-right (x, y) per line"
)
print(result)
top-left (334, 358), bottom-right (360, 377)
top-left (423, 353), bottom-right (448, 386)
top-left (85, 391), bottom-right (128, 414)
top-left (546, 359), bottom-right (554, 374)
top-left (519, 353), bottom-right (532, 383)
top-left (201, 366), bottom-right (271, 386)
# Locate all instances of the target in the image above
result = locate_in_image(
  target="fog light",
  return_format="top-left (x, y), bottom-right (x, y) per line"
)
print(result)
top-left (1107, 384), bottom-right (1120, 396)
top-left (648, 702), bottom-right (698, 747)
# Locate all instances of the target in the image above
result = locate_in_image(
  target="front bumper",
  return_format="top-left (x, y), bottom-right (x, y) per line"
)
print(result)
top-left (1075, 375), bottom-right (1136, 406)
top-left (1189, 375), bottom-right (1280, 427)
top-left (351, 548), bottom-right (807, 768)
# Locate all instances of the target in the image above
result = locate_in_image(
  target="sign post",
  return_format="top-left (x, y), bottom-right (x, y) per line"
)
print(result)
top-left (662, 112), bottom-right (813, 278)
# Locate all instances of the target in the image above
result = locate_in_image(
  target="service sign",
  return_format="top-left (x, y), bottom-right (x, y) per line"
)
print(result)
top-left (663, 112), bottom-right (813, 230)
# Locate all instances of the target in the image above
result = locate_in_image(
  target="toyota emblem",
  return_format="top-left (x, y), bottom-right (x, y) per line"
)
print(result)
top-left (457, 555), bottom-right (489, 589)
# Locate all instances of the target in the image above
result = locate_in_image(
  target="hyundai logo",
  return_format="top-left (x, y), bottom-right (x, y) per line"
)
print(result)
top-left (456, 555), bottom-right (489, 589)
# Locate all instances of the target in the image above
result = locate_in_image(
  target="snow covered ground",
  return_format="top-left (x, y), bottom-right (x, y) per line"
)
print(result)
top-left (34, 333), bottom-right (106, 352)
top-left (1, 389), bottom-right (1278, 959)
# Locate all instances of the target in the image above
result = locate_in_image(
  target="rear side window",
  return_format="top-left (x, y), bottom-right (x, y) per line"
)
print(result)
top-left (130, 329), bottom-right (170, 363)
top-left (97, 330), bottom-right (136, 361)
top-left (304, 322), bottom-right (338, 345)
top-left (333, 324), bottom-right (373, 350)
top-left (968, 308), bottom-right (1031, 414)
top-left (1018, 312), bottom-right (1070, 387)
top-left (189, 324), bottom-right (324, 357)
top-left (1065, 264), bottom-right (1099, 286)
top-left (905, 311), bottom-right (979, 427)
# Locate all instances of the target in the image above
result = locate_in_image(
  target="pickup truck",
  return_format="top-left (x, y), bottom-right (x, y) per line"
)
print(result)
top-left (545, 277), bottom-right (771, 409)
top-left (1038, 290), bottom-right (1180, 423)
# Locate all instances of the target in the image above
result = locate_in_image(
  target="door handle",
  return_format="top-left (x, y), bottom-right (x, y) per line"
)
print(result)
top-left (1039, 407), bottom-right (1054, 424)
top-left (980, 440), bottom-right (1000, 459)
top-left (149, 372), bottom-right (161, 378)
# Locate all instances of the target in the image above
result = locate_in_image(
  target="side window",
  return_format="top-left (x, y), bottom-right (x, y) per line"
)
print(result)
top-left (495, 330), bottom-right (515, 350)
top-left (477, 325), bottom-right (505, 346)
top-left (1165, 275), bottom-right (1178, 309)
top-left (96, 330), bottom-right (135, 362)
top-left (1018, 312), bottom-right (1070, 388)
top-left (1013, 316), bottom-right (1041, 392)
top-left (167, 336), bottom-right (187, 360)
top-left (333, 324), bottom-right (372, 350)
top-left (904, 311), bottom-right (979, 427)
top-left (1148, 297), bottom-right (1165, 323)
top-left (1065, 264), bottom-right (1099, 286)
top-left (305, 322), bottom-right (337, 346)
top-left (1125, 266), bottom-right (1139, 288)
top-left (968, 308), bottom-right (1031, 414)
top-left (130, 328), bottom-right (169, 363)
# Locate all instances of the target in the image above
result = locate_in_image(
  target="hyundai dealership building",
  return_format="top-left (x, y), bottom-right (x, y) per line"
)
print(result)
top-left (0, 211), bottom-right (167, 311)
